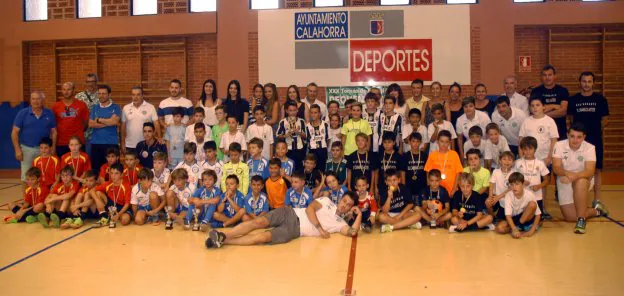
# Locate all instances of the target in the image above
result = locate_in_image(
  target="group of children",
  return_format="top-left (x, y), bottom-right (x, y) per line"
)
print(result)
top-left (5, 88), bottom-right (605, 239)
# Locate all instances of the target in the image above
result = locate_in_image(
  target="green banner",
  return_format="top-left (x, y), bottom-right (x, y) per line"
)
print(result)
top-left (325, 86), bottom-right (385, 108)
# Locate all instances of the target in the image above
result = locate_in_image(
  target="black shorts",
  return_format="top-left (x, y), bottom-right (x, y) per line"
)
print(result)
top-left (512, 213), bottom-right (534, 231)
top-left (266, 208), bottom-right (300, 245)
top-left (493, 203), bottom-right (506, 221)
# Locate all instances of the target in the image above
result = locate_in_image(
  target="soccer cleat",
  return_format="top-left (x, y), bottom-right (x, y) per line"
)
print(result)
top-left (183, 219), bottom-right (191, 230)
top-left (50, 213), bottom-right (60, 228)
top-left (448, 225), bottom-right (458, 233)
top-left (38, 213), bottom-right (49, 228)
top-left (486, 223), bottom-right (496, 231)
top-left (71, 217), bottom-right (83, 229)
top-left (165, 219), bottom-right (174, 230)
top-left (593, 200), bottom-right (609, 217)
top-left (409, 222), bottom-right (423, 230)
top-left (574, 218), bottom-right (586, 234)
top-left (380, 224), bottom-right (393, 233)
top-left (25, 215), bottom-right (37, 224)
top-left (60, 218), bottom-right (73, 230)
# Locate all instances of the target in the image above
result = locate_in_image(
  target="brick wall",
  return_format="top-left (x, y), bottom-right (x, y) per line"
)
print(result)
top-left (48, 0), bottom-right (76, 20)
top-left (158, 0), bottom-right (188, 14)
top-left (23, 34), bottom-right (217, 108)
top-left (248, 32), bottom-right (259, 95)
top-left (102, 0), bottom-right (130, 17)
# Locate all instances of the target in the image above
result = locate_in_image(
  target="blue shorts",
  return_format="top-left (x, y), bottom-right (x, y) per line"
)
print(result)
top-left (175, 204), bottom-right (189, 214)
top-left (512, 214), bottom-right (535, 232)
top-left (136, 205), bottom-right (153, 212)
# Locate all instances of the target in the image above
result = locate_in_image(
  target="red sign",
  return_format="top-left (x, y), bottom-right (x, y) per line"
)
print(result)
top-left (519, 56), bottom-right (531, 73)
top-left (350, 39), bottom-right (432, 82)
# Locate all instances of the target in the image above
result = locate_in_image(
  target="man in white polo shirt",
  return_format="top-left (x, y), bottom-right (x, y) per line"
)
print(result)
top-left (121, 86), bottom-right (160, 154)
top-left (303, 82), bottom-right (328, 119)
top-left (552, 123), bottom-right (608, 234)
top-left (205, 192), bottom-right (362, 248)
top-left (503, 75), bottom-right (529, 115)
top-left (455, 97), bottom-right (491, 160)
top-left (492, 96), bottom-right (527, 156)
top-left (158, 79), bottom-right (194, 129)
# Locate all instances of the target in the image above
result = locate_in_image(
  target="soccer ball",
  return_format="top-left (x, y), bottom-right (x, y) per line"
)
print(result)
top-left (426, 199), bottom-right (444, 215)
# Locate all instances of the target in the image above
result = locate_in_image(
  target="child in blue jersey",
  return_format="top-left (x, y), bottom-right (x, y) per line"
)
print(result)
top-left (243, 176), bottom-right (269, 221)
top-left (164, 168), bottom-right (196, 230)
top-left (275, 140), bottom-right (295, 182)
top-left (211, 175), bottom-right (246, 228)
top-left (247, 138), bottom-right (270, 180)
top-left (315, 172), bottom-right (348, 205)
top-left (285, 171), bottom-right (313, 208)
top-left (187, 170), bottom-right (221, 231)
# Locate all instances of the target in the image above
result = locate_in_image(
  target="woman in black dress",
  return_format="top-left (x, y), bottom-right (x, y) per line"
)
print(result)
top-left (286, 85), bottom-right (310, 122)
top-left (474, 83), bottom-right (495, 117)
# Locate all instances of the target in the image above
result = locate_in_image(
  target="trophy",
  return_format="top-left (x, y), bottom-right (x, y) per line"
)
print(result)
top-left (108, 205), bottom-right (117, 228)
top-left (428, 202), bottom-right (438, 229)
top-left (288, 118), bottom-right (298, 142)
top-left (192, 208), bottom-right (201, 231)
top-left (165, 206), bottom-right (173, 230)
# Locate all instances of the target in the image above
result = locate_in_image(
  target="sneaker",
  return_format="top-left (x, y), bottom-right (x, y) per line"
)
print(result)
top-left (183, 219), bottom-right (191, 230)
top-left (25, 215), bottom-right (37, 224)
top-left (208, 229), bottom-right (224, 248)
top-left (380, 224), bottom-right (393, 233)
top-left (486, 223), bottom-right (496, 231)
top-left (60, 218), bottom-right (73, 230)
top-left (448, 225), bottom-right (458, 233)
top-left (94, 216), bottom-right (109, 228)
top-left (49, 213), bottom-right (60, 228)
top-left (574, 218), bottom-right (586, 234)
top-left (71, 217), bottom-right (83, 229)
top-left (593, 200), bottom-right (609, 217)
top-left (200, 222), bottom-right (210, 232)
top-left (363, 224), bottom-right (372, 233)
top-left (408, 222), bottom-right (423, 230)
top-left (38, 213), bottom-right (49, 228)
top-left (165, 219), bottom-right (174, 230)
top-left (541, 212), bottom-right (553, 221)
top-left (4, 215), bottom-right (17, 223)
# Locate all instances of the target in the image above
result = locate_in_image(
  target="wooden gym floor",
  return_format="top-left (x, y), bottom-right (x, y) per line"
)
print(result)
top-left (0, 175), bottom-right (622, 296)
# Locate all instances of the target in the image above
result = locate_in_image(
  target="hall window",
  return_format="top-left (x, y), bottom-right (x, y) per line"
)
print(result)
top-left (190, 0), bottom-right (217, 12)
top-left (132, 0), bottom-right (157, 16)
top-left (78, 0), bottom-right (102, 18)
top-left (24, 0), bottom-right (48, 21)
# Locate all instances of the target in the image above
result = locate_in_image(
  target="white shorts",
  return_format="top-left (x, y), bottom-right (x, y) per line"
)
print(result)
top-left (556, 177), bottom-right (594, 206)
top-left (388, 210), bottom-right (413, 218)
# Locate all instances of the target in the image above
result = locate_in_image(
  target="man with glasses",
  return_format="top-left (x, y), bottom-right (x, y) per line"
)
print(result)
top-left (76, 73), bottom-right (100, 155)
top-left (52, 82), bottom-right (89, 157)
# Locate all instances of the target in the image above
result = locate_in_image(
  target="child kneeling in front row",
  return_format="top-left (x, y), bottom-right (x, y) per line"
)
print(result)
top-left (449, 172), bottom-right (494, 233)
top-left (495, 172), bottom-right (542, 239)
top-left (164, 168), bottom-right (196, 230)
top-left (132, 168), bottom-right (165, 226)
top-left (209, 175), bottom-right (246, 228)
top-left (188, 170), bottom-right (222, 231)
top-left (5, 167), bottom-right (46, 224)
top-left (418, 169), bottom-right (452, 228)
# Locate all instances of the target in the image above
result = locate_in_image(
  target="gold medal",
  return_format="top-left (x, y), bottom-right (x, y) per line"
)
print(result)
top-left (460, 207), bottom-right (466, 213)
top-left (441, 173), bottom-right (446, 180)
top-left (412, 175), bottom-right (417, 181)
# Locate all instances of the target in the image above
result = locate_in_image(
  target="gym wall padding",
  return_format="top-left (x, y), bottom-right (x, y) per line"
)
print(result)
top-left (0, 102), bottom-right (28, 169)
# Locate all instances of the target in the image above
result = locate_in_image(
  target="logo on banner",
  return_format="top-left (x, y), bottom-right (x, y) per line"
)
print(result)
top-left (370, 12), bottom-right (384, 36)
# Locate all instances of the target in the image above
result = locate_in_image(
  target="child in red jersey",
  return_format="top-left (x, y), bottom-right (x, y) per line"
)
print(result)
top-left (61, 136), bottom-right (91, 183)
top-left (38, 166), bottom-right (80, 229)
top-left (32, 137), bottom-right (61, 189)
top-left (354, 175), bottom-right (378, 233)
top-left (5, 168), bottom-right (47, 224)
top-left (98, 146), bottom-right (120, 184)
top-left (69, 171), bottom-right (99, 229)
top-left (92, 163), bottom-right (132, 228)
top-left (122, 150), bottom-right (141, 186)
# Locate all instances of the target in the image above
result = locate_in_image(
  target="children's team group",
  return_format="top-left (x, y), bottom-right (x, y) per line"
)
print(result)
top-left (7, 67), bottom-right (611, 242)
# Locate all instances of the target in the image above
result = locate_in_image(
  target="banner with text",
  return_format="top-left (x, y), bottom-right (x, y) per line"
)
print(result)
top-left (326, 86), bottom-right (387, 108)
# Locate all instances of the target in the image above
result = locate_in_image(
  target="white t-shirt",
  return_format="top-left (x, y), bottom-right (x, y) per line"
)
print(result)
top-left (402, 124), bottom-right (428, 153)
top-left (463, 139), bottom-right (487, 166)
top-left (131, 183), bottom-right (164, 206)
top-left (504, 189), bottom-right (541, 217)
top-left (198, 101), bottom-right (218, 126)
top-left (491, 107), bottom-right (527, 147)
top-left (159, 97), bottom-right (193, 125)
top-left (202, 160), bottom-right (223, 188)
top-left (504, 92), bottom-right (530, 116)
top-left (294, 197), bottom-right (348, 237)
top-left (121, 101), bottom-right (158, 148)
top-left (328, 128), bottom-right (342, 152)
top-left (304, 98), bottom-right (328, 119)
top-left (490, 168), bottom-right (515, 206)
top-left (513, 158), bottom-right (549, 199)
top-left (185, 124), bottom-right (213, 143)
top-left (246, 123), bottom-right (274, 160)
top-left (427, 120), bottom-right (457, 152)
top-left (174, 161), bottom-right (203, 188)
top-left (168, 184), bottom-right (196, 208)
top-left (519, 115), bottom-right (559, 160)
top-left (484, 137), bottom-right (511, 169)
top-left (191, 140), bottom-right (207, 163)
top-left (220, 131), bottom-right (247, 162)
top-left (553, 140), bottom-right (596, 174)
top-left (455, 110), bottom-right (491, 140)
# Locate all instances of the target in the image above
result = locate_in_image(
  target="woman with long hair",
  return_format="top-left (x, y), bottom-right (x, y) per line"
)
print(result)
top-left (386, 83), bottom-right (407, 116)
top-left (474, 83), bottom-right (495, 117)
top-left (448, 82), bottom-right (464, 128)
top-left (424, 81), bottom-right (451, 126)
top-left (287, 85), bottom-right (310, 122)
top-left (223, 80), bottom-right (250, 132)
top-left (197, 79), bottom-right (220, 127)
top-left (248, 83), bottom-right (268, 126)
top-left (264, 83), bottom-right (281, 126)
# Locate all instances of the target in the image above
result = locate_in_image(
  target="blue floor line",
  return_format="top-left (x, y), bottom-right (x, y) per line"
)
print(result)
top-left (0, 226), bottom-right (94, 272)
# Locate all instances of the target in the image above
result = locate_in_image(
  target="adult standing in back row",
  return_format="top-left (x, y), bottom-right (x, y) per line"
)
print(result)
top-left (530, 65), bottom-right (569, 140)
top-left (121, 86), bottom-right (160, 154)
top-left (89, 84), bottom-right (121, 175)
top-left (158, 79), bottom-right (194, 130)
top-left (567, 71), bottom-right (609, 208)
top-left (52, 82), bottom-right (89, 157)
top-left (75, 73), bottom-right (99, 155)
top-left (222, 80), bottom-right (250, 133)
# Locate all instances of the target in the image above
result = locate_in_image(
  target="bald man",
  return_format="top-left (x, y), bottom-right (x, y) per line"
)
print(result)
top-left (52, 82), bottom-right (89, 157)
